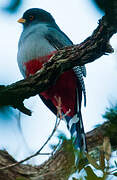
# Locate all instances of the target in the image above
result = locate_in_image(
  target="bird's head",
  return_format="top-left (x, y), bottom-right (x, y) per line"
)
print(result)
top-left (17, 8), bottom-right (56, 28)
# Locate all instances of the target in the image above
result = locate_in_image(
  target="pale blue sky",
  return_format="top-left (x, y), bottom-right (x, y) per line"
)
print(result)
top-left (0, 0), bottom-right (117, 165)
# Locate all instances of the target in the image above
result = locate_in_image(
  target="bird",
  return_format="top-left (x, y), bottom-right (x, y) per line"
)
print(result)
top-left (17, 8), bottom-right (87, 160)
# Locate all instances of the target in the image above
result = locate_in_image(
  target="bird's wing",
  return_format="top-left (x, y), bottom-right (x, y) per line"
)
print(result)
top-left (45, 25), bottom-right (86, 106)
top-left (45, 25), bottom-right (86, 76)
top-left (45, 25), bottom-right (73, 49)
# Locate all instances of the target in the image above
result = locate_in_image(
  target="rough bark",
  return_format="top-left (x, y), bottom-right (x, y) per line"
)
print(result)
top-left (0, 119), bottom-right (116, 180)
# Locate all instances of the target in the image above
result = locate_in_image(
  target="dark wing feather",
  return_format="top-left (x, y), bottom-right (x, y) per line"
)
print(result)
top-left (45, 25), bottom-right (73, 49)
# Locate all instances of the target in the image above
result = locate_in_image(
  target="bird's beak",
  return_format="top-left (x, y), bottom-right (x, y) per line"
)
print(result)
top-left (17, 18), bottom-right (26, 24)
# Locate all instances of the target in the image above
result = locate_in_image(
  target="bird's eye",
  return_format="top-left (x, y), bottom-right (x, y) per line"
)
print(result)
top-left (29, 15), bottom-right (34, 21)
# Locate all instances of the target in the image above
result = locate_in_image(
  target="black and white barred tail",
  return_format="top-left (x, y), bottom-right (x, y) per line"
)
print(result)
top-left (73, 66), bottom-right (86, 107)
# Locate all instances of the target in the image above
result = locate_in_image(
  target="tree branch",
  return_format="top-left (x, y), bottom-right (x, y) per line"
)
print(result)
top-left (0, 16), bottom-right (116, 114)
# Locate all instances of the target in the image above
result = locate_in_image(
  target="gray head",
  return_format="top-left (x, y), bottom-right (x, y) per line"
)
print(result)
top-left (18, 8), bottom-right (56, 28)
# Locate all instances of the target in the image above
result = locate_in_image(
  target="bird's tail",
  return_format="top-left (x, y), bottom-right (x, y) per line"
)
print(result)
top-left (65, 112), bottom-right (87, 164)
top-left (65, 113), bottom-right (87, 151)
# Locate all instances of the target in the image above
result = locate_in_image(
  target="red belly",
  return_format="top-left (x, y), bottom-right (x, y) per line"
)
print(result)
top-left (24, 54), bottom-right (77, 117)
